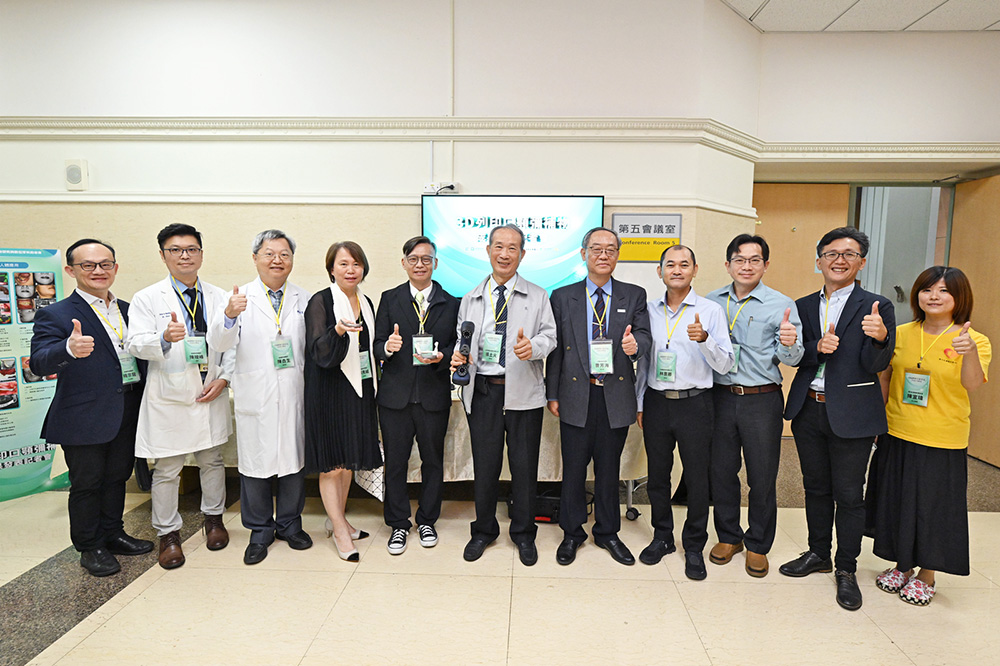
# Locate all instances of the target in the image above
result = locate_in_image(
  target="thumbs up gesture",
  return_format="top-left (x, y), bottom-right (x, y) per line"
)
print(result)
top-left (164, 311), bottom-right (187, 343)
top-left (225, 285), bottom-right (247, 319)
top-left (861, 301), bottom-right (887, 341)
top-left (513, 326), bottom-right (532, 360)
top-left (386, 323), bottom-right (403, 353)
top-left (778, 307), bottom-right (798, 347)
top-left (952, 322), bottom-right (977, 355)
top-left (621, 324), bottom-right (638, 356)
top-left (817, 323), bottom-right (839, 355)
top-left (68, 318), bottom-right (95, 358)
top-left (687, 312), bottom-right (707, 342)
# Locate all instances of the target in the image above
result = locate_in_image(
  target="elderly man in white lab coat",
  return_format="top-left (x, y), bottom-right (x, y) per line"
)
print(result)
top-left (207, 229), bottom-right (313, 565)
top-left (128, 223), bottom-right (236, 570)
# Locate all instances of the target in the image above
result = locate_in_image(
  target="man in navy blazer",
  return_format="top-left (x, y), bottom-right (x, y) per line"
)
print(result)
top-left (780, 227), bottom-right (895, 612)
top-left (30, 239), bottom-right (152, 577)
top-left (546, 227), bottom-right (651, 566)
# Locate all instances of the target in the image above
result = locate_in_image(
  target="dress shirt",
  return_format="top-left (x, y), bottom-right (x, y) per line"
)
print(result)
top-left (66, 288), bottom-right (128, 357)
top-left (161, 278), bottom-right (204, 353)
top-left (636, 287), bottom-right (733, 409)
top-left (707, 281), bottom-right (804, 387)
top-left (809, 283), bottom-right (854, 392)
top-left (476, 275), bottom-right (514, 377)
top-left (384, 282), bottom-right (434, 357)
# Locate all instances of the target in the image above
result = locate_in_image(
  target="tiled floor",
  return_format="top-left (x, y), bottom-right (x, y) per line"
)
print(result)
top-left (5, 493), bottom-right (999, 666)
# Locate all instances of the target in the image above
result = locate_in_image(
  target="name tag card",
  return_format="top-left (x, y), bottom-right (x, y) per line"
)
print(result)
top-left (589, 338), bottom-right (613, 374)
top-left (271, 335), bottom-right (294, 369)
top-left (902, 367), bottom-right (930, 407)
top-left (730, 343), bottom-right (741, 375)
top-left (360, 352), bottom-right (373, 380)
top-left (815, 362), bottom-right (826, 380)
top-left (412, 334), bottom-right (434, 366)
top-left (482, 333), bottom-right (503, 364)
top-left (119, 353), bottom-right (140, 384)
top-left (656, 350), bottom-right (677, 383)
top-left (184, 334), bottom-right (208, 365)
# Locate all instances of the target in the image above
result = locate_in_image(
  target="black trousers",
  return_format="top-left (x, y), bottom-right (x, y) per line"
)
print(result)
top-left (710, 386), bottom-right (784, 553)
top-left (379, 402), bottom-right (449, 530)
top-left (62, 389), bottom-right (142, 552)
top-left (791, 398), bottom-right (874, 573)
top-left (642, 388), bottom-right (713, 553)
top-left (466, 382), bottom-right (542, 545)
top-left (239, 469), bottom-right (306, 544)
top-left (559, 384), bottom-right (629, 542)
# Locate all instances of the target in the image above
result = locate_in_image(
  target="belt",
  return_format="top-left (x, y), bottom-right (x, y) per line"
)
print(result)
top-left (724, 383), bottom-right (781, 396)
top-left (589, 377), bottom-right (604, 387)
top-left (807, 389), bottom-right (826, 403)
top-left (658, 387), bottom-right (707, 400)
top-left (482, 375), bottom-right (506, 385)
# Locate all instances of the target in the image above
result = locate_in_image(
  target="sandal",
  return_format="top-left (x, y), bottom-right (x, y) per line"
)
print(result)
top-left (899, 577), bottom-right (936, 606)
top-left (875, 567), bottom-right (911, 593)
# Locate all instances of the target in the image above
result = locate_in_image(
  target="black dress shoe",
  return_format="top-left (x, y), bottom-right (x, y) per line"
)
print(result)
top-left (80, 548), bottom-right (121, 577)
top-left (276, 530), bottom-right (313, 550)
top-left (244, 542), bottom-right (271, 565)
top-left (685, 551), bottom-right (707, 580)
top-left (517, 541), bottom-right (538, 566)
top-left (556, 538), bottom-right (581, 565)
top-left (463, 537), bottom-right (493, 562)
top-left (105, 532), bottom-right (154, 556)
top-left (639, 538), bottom-right (676, 565)
top-left (596, 538), bottom-right (635, 566)
top-left (779, 551), bottom-right (833, 578)
top-left (835, 570), bottom-right (863, 611)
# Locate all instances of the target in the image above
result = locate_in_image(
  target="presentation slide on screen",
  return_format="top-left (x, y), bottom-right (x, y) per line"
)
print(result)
top-left (422, 195), bottom-right (604, 297)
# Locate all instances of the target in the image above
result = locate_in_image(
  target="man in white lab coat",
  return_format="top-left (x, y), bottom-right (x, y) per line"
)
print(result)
top-left (207, 229), bottom-right (313, 565)
top-left (128, 224), bottom-right (236, 570)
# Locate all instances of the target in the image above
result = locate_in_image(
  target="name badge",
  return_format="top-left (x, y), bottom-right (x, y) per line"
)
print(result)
top-left (271, 335), bottom-right (294, 369)
top-left (412, 333), bottom-right (434, 366)
top-left (119, 353), bottom-right (140, 384)
top-left (482, 332), bottom-right (503, 364)
top-left (656, 350), bottom-right (677, 383)
top-left (730, 343), bottom-right (741, 375)
top-left (360, 351), bottom-right (373, 380)
top-left (902, 367), bottom-right (930, 407)
top-left (815, 361), bottom-right (826, 380)
top-left (590, 338), bottom-right (613, 374)
top-left (184, 334), bottom-right (208, 365)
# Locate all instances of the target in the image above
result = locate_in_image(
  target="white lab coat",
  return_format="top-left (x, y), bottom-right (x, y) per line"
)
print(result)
top-left (206, 277), bottom-right (307, 479)
top-left (127, 277), bottom-right (235, 459)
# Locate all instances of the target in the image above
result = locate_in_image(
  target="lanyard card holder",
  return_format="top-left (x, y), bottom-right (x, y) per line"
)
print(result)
top-left (656, 349), bottom-right (677, 383)
top-left (184, 332), bottom-right (209, 371)
top-left (360, 351), bottom-right (373, 380)
top-left (271, 334), bottom-right (295, 369)
top-left (590, 337), bottom-right (613, 375)
top-left (119, 352), bottom-right (140, 384)
top-left (730, 343), bottom-right (741, 375)
top-left (482, 332), bottom-right (503, 364)
top-left (902, 367), bottom-right (930, 407)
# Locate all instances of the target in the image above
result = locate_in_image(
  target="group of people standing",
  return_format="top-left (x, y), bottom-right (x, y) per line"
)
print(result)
top-left (30, 222), bottom-right (988, 613)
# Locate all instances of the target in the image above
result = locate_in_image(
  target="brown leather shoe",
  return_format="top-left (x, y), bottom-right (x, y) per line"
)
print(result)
top-left (204, 514), bottom-right (229, 551)
top-left (746, 549), bottom-right (768, 578)
top-left (158, 531), bottom-right (185, 569)
top-left (709, 541), bottom-right (744, 565)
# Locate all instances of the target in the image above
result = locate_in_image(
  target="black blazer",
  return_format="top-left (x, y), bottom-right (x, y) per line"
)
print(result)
top-left (29, 291), bottom-right (146, 446)
top-left (373, 281), bottom-right (459, 412)
top-left (784, 283), bottom-right (895, 439)
top-left (545, 278), bottom-right (651, 430)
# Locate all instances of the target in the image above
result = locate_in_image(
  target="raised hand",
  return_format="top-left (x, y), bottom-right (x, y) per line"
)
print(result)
top-left (687, 312), bottom-right (707, 342)
top-left (386, 323), bottom-right (403, 353)
top-left (68, 318), bottom-right (95, 358)
top-left (164, 312), bottom-right (186, 343)
top-left (861, 301), bottom-right (887, 341)
top-left (779, 307), bottom-right (797, 346)
top-left (817, 323), bottom-right (839, 355)
top-left (513, 327), bottom-right (532, 360)
top-left (622, 324), bottom-right (637, 356)
top-left (952, 322), bottom-right (977, 355)
top-left (225, 285), bottom-right (247, 319)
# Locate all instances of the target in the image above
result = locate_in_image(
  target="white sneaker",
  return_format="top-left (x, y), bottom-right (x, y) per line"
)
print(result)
top-left (417, 524), bottom-right (438, 548)
top-left (387, 528), bottom-right (408, 555)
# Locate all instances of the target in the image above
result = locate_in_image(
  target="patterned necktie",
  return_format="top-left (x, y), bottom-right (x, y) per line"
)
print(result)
top-left (592, 287), bottom-right (606, 339)
top-left (495, 284), bottom-right (507, 367)
top-left (268, 289), bottom-right (283, 314)
top-left (185, 287), bottom-right (207, 333)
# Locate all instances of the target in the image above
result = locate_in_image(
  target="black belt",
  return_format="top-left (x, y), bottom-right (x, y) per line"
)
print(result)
top-left (481, 375), bottom-right (505, 385)
top-left (722, 383), bottom-right (781, 396)
top-left (656, 387), bottom-right (707, 400)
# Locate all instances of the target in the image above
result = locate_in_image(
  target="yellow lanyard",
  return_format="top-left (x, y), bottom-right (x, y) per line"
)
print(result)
top-left (588, 287), bottom-right (608, 337)
top-left (663, 303), bottom-right (688, 349)
top-left (821, 292), bottom-right (832, 332)
top-left (488, 277), bottom-right (515, 326)
top-left (269, 287), bottom-right (286, 334)
top-left (89, 300), bottom-right (125, 349)
top-left (918, 322), bottom-right (955, 369)
top-left (412, 295), bottom-right (429, 333)
top-left (170, 277), bottom-right (200, 332)
top-left (725, 293), bottom-right (750, 336)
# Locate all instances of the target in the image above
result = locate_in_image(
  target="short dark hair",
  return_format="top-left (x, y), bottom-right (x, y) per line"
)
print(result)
top-left (816, 227), bottom-right (870, 258)
top-left (660, 244), bottom-right (696, 265)
top-left (581, 227), bottom-right (621, 249)
top-left (403, 236), bottom-right (436, 256)
top-left (157, 223), bottom-right (202, 250)
top-left (488, 224), bottom-right (525, 250)
top-left (325, 241), bottom-right (370, 284)
top-left (726, 234), bottom-right (770, 262)
top-left (66, 239), bottom-right (116, 265)
top-left (910, 266), bottom-right (974, 324)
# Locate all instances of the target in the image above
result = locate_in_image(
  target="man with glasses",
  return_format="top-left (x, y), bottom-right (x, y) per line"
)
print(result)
top-left (126, 224), bottom-right (235, 569)
top-left (781, 226), bottom-right (894, 611)
top-left (706, 234), bottom-right (802, 578)
top-left (30, 239), bottom-right (153, 576)
top-left (546, 227), bottom-right (651, 566)
top-left (374, 236), bottom-right (459, 555)
top-left (449, 224), bottom-right (557, 566)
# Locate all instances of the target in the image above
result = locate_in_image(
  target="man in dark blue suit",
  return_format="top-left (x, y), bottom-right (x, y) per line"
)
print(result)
top-left (780, 227), bottom-right (895, 611)
top-left (30, 239), bottom-right (152, 577)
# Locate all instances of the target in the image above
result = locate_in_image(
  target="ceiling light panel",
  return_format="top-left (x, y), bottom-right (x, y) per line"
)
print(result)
top-left (908, 0), bottom-right (1000, 31)
top-left (826, 0), bottom-right (948, 31)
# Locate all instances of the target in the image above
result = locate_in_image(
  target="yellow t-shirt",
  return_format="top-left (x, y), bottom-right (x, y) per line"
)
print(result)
top-left (886, 321), bottom-right (991, 449)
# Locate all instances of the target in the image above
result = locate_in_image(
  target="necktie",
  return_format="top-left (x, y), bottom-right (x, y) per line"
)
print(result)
top-left (268, 289), bottom-right (283, 315)
top-left (495, 284), bottom-right (507, 368)
top-left (592, 287), bottom-right (606, 340)
top-left (185, 287), bottom-right (207, 333)
top-left (415, 291), bottom-right (425, 316)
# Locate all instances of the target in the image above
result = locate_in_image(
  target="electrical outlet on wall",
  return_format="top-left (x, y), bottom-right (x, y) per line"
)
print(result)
top-left (423, 182), bottom-right (459, 194)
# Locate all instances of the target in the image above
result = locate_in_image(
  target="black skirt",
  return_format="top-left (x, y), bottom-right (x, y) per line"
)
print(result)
top-left (865, 433), bottom-right (969, 575)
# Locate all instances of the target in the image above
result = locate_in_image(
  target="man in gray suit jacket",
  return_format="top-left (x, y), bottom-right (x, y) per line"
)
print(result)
top-left (546, 227), bottom-right (651, 566)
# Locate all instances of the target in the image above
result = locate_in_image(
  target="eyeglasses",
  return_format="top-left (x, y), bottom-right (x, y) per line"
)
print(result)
top-left (405, 255), bottom-right (435, 266)
top-left (163, 247), bottom-right (202, 257)
top-left (819, 251), bottom-right (862, 262)
top-left (258, 251), bottom-right (293, 262)
top-left (588, 246), bottom-right (619, 257)
top-left (729, 257), bottom-right (764, 267)
top-left (71, 261), bottom-right (116, 272)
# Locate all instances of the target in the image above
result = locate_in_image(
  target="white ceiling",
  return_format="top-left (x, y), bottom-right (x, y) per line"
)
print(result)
top-left (721, 0), bottom-right (1000, 32)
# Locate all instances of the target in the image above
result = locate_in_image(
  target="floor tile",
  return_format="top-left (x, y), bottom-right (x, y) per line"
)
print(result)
top-left (0, 555), bottom-right (43, 586)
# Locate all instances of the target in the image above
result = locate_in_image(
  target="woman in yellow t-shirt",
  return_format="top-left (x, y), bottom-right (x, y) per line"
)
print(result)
top-left (866, 266), bottom-right (990, 606)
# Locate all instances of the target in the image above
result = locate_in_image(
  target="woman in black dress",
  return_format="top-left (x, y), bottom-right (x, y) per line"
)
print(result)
top-left (305, 241), bottom-right (381, 562)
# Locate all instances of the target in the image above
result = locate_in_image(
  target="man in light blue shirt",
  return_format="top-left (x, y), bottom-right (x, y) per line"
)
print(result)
top-left (706, 234), bottom-right (802, 578)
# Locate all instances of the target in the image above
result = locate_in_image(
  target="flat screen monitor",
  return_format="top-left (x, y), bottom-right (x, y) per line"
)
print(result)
top-left (421, 194), bottom-right (604, 297)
